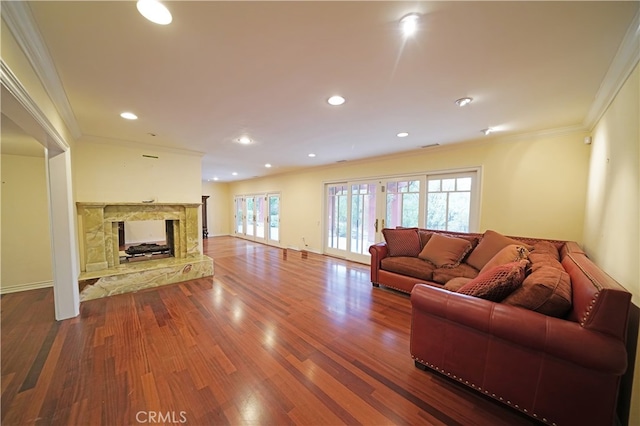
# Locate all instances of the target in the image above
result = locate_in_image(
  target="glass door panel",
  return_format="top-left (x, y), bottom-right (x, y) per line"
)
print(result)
top-left (268, 194), bottom-right (280, 243)
top-left (255, 196), bottom-right (265, 240)
top-left (235, 196), bottom-right (244, 235)
top-left (326, 184), bottom-right (348, 253)
top-left (246, 197), bottom-right (255, 236)
top-left (350, 183), bottom-right (376, 257)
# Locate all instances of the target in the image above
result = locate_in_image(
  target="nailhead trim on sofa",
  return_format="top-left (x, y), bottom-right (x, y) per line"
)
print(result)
top-left (412, 356), bottom-right (557, 425)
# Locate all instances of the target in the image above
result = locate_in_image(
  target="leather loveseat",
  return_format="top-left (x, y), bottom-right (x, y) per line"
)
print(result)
top-left (369, 228), bottom-right (632, 425)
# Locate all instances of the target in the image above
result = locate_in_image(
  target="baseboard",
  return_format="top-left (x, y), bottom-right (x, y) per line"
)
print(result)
top-left (0, 280), bottom-right (54, 294)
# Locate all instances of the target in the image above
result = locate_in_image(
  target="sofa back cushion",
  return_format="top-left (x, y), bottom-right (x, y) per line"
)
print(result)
top-left (418, 233), bottom-right (473, 268)
top-left (382, 228), bottom-right (421, 257)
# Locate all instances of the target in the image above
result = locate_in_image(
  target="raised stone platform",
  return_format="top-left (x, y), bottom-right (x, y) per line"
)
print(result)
top-left (79, 255), bottom-right (214, 301)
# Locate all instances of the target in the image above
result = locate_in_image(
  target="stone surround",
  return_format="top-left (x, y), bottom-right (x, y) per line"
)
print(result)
top-left (76, 202), bottom-right (214, 301)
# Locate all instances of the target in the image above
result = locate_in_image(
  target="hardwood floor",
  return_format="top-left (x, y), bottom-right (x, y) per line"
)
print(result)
top-left (1, 236), bottom-right (536, 425)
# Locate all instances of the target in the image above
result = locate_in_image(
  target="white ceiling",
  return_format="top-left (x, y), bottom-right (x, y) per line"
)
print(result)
top-left (12, 1), bottom-right (640, 181)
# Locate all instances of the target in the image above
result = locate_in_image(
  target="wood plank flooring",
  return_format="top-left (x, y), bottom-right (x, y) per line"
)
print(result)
top-left (1, 236), bottom-right (537, 425)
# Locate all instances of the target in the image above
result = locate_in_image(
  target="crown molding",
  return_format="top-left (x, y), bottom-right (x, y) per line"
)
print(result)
top-left (2, 1), bottom-right (82, 139)
top-left (584, 8), bottom-right (640, 130)
top-left (1, 59), bottom-right (70, 152)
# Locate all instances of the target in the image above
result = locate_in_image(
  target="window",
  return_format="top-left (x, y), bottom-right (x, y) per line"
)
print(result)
top-left (386, 179), bottom-right (420, 229)
top-left (426, 172), bottom-right (478, 233)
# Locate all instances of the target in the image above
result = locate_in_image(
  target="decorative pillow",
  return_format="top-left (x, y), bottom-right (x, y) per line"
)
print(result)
top-left (479, 244), bottom-right (530, 274)
top-left (418, 233), bottom-right (473, 268)
top-left (444, 277), bottom-right (472, 292)
top-left (457, 261), bottom-right (527, 302)
top-left (432, 263), bottom-right (479, 284)
top-left (466, 230), bottom-right (534, 271)
top-left (502, 265), bottom-right (572, 318)
top-left (382, 228), bottom-right (421, 257)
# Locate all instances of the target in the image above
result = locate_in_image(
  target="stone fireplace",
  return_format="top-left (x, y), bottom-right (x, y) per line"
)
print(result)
top-left (77, 202), bottom-right (214, 301)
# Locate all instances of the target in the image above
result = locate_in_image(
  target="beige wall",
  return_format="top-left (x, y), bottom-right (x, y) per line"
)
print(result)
top-left (227, 129), bottom-right (591, 252)
top-left (202, 181), bottom-right (231, 237)
top-left (0, 154), bottom-right (53, 293)
top-left (583, 63), bottom-right (639, 424)
top-left (74, 138), bottom-right (203, 204)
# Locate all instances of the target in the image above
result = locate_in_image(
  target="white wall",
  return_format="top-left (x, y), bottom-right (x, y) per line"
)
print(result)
top-left (1, 154), bottom-right (53, 293)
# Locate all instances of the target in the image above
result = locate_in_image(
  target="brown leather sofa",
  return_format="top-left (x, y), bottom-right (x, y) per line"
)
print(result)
top-left (397, 233), bottom-right (632, 425)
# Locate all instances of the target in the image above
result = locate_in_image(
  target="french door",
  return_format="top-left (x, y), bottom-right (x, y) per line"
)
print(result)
top-left (325, 181), bottom-right (383, 263)
top-left (234, 193), bottom-right (280, 245)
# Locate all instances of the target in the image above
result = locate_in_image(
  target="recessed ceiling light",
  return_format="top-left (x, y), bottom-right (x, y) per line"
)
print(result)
top-left (455, 97), bottom-right (473, 107)
top-left (213, 177), bottom-right (219, 181)
top-left (397, 132), bottom-right (409, 138)
top-left (482, 128), bottom-right (494, 135)
top-left (232, 172), bottom-right (238, 176)
top-left (136, 0), bottom-right (172, 25)
top-left (308, 153), bottom-right (316, 158)
top-left (120, 112), bottom-right (138, 120)
top-left (265, 163), bottom-right (272, 168)
top-left (327, 95), bottom-right (345, 106)
top-left (237, 136), bottom-right (252, 145)
top-left (400, 13), bottom-right (420, 37)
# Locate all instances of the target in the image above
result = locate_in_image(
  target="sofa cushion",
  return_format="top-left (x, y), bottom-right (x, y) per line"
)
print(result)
top-left (531, 241), bottom-right (560, 261)
top-left (458, 260), bottom-right (527, 302)
top-left (418, 233), bottom-right (473, 268)
top-left (444, 277), bottom-right (472, 291)
top-left (466, 230), bottom-right (534, 270)
top-left (432, 263), bottom-right (479, 284)
top-left (502, 265), bottom-right (572, 317)
top-left (529, 252), bottom-right (564, 271)
top-left (382, 228), bottom-right (421, 257)
top-left (380, 256), bottom-right (435, 281)
top-left (480, 244), bottom-right (530, 274)
top-left (418, 230), bottom-right (434, 249)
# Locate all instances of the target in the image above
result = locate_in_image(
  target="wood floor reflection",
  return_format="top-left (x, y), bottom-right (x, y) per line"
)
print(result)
top-left (1, 236), bottom-right (536, 425)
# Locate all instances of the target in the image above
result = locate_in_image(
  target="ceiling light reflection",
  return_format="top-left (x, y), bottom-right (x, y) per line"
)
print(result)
top-left (136, 0), bottom-right (172, 25)
top-left (400, 13), bottom-right (420, 37)
top-left (327, 95), bottom-right (345, 106)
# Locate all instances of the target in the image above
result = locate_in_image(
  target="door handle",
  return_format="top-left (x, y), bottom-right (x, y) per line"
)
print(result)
top-left (374, 219), bottom-right (379, 232)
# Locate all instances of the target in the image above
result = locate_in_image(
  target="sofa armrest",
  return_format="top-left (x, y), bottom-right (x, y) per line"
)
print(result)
top-left (411, 284), bottom-right (628, 374)
top-left (369, 242), bottom-right (388, 284)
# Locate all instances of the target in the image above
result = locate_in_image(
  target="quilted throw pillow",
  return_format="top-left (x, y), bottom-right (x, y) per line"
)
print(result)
top-left (382, 228), bottom-right (421, 257)
top-left (457, 260), bottom-right (527, 302)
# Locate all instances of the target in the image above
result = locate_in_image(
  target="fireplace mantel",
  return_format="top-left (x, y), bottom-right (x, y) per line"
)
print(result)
top-left (76, 202), bottom-right (214, 301)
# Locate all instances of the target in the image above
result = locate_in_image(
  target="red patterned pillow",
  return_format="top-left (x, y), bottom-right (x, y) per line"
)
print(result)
top-left (382, 228), bottom-right (421, 257)
top-left (457, 261), bottom-right (527, 302)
